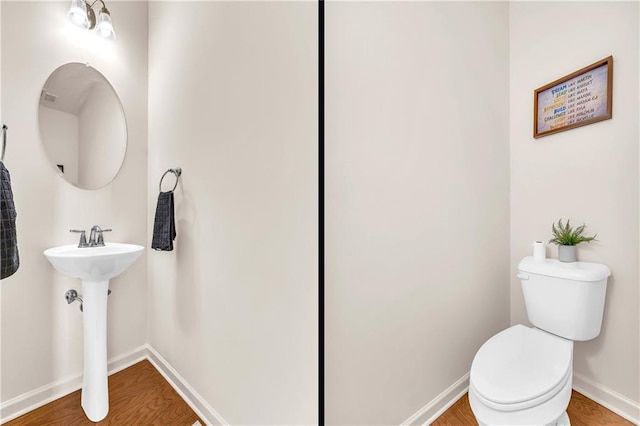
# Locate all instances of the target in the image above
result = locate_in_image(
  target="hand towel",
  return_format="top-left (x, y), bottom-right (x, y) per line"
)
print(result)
top-left (151, 191), bottom-right (176, 251)
top-left (1, 161), bottom-right (19, 279)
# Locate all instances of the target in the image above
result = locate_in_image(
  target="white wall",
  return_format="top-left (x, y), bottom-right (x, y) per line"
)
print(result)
top-left (38, 106), bottom-right (79, 184)
top-left (0, 0), bottom-right (148, 404)
top-left (510, 0), bottom-right (640, 410)
top-left (325, 2), bottom-right (510, 424)
top-left (148, 2), bottom-right (318, 424)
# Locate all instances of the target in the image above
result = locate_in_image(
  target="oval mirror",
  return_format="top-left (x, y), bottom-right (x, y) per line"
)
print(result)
top-left (38, 63), bottom-right (127, 190)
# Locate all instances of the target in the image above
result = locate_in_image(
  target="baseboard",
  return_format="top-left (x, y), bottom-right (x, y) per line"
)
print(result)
top-left (146, 346), bottom-right (228, 426)
top-left (400, 373), bottom-right (469, 426)
top-left (0, 345), bottom-right (148, 424)
top-left (0, 344), bottom-right (228, 426)
top-left (573, 373), bottom-right (640, 425)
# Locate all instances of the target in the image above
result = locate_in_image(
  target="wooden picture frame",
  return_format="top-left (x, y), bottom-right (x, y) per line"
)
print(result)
top-left (533, 56), bottom-right (613, 138)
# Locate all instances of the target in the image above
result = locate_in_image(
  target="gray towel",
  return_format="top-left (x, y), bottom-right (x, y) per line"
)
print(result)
top-left (1, 161), bottom-right (19, 279)
top-left (151, 191), bottom-right (176, 251)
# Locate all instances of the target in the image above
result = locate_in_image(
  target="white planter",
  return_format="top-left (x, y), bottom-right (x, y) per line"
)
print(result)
top-left (558, 245), bottom-right (577, 263)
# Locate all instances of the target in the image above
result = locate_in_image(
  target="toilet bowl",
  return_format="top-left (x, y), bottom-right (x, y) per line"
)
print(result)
top-left (469, 257), bottom-right (610, 426)
top-left (469, 325), bottom-right (573, 425)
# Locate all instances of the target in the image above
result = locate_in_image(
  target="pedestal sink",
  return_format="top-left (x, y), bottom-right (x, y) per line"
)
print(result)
top-left (44, 243), bottom-right (144, 422)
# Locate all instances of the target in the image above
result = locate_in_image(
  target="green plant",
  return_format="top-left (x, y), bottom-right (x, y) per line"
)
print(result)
top-left (549, 219), bottom-right (597, 246)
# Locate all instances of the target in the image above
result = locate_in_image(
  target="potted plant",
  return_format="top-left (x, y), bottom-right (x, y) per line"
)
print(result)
top-left (549, 219), bottom-right (597, 262)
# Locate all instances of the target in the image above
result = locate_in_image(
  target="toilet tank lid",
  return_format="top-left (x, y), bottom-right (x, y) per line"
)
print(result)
top-left (518, 256), bottom-right (611, 282)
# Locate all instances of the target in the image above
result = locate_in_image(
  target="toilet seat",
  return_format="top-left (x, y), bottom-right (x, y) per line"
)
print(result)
top-left (470, 325), bottom-right (573, 412)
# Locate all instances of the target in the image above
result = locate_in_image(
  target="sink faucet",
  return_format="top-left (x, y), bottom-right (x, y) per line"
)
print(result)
top-left (71, 226), bottom-right (112, 248)
top-left (70, 229), bottom-right (89, 248)
top-left (88, 225), bottom-right (112, 247)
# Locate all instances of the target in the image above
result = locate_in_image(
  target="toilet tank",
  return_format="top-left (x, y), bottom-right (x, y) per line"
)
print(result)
top-left (517, 256), bottom-right (611, 341)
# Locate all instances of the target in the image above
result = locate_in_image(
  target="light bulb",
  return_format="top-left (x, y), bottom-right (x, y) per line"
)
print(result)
top-left (67, 0), bottom-right (88, 28)
top-left (96, 8), bottom-right (116, 41)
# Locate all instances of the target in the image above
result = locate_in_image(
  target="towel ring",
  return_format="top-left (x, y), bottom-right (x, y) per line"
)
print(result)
top-left (159, 167), bottom-right (182, 192)
top-left (1, 124), bottom-right (7, 162)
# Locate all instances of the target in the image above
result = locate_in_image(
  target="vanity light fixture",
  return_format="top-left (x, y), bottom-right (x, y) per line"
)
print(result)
top-left (67, 0), bottom-right (116, 41)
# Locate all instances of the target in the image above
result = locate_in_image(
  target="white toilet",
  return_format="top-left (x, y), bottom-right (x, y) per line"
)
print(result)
top-left (469, 256), bottom-right (611, 426)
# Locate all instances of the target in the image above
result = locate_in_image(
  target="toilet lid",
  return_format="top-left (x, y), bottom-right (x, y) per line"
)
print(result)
top-left (470, 325), bottom-right (573, 407)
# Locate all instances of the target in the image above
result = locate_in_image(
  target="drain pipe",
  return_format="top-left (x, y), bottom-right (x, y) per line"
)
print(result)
top-left (65, 289), bottom-right (111, 312)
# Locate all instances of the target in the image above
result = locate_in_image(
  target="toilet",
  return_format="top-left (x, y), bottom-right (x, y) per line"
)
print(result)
top-left (469, 256), bottom-right (611, 426)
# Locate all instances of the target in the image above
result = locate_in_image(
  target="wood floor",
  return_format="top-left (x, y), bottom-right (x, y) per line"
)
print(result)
top-left (4, 360), bottom-right (201, 425)
top-left (4, 365), bottom-right (634, 426)
top-left (432, 390), bottom-right (634, 426)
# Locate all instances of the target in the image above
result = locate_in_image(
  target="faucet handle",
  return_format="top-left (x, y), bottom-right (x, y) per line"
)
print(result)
top-left (97, 228), bottom-right (112, 245)
top-left (70, 229), bottom-right (88, 248)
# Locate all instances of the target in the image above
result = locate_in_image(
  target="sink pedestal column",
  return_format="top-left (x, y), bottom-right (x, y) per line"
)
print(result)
top-left (81, 279), bottom-right (109, 422)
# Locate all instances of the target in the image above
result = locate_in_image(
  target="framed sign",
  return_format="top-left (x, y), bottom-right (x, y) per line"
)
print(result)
top-left (534, 56), bottom-right (613, 138)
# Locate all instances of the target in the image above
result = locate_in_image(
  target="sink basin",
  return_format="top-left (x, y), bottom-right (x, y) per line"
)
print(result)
top-left (43, 242), bottom-right (144, 421)
top-left (44, 243), bottom-right (144, 282)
